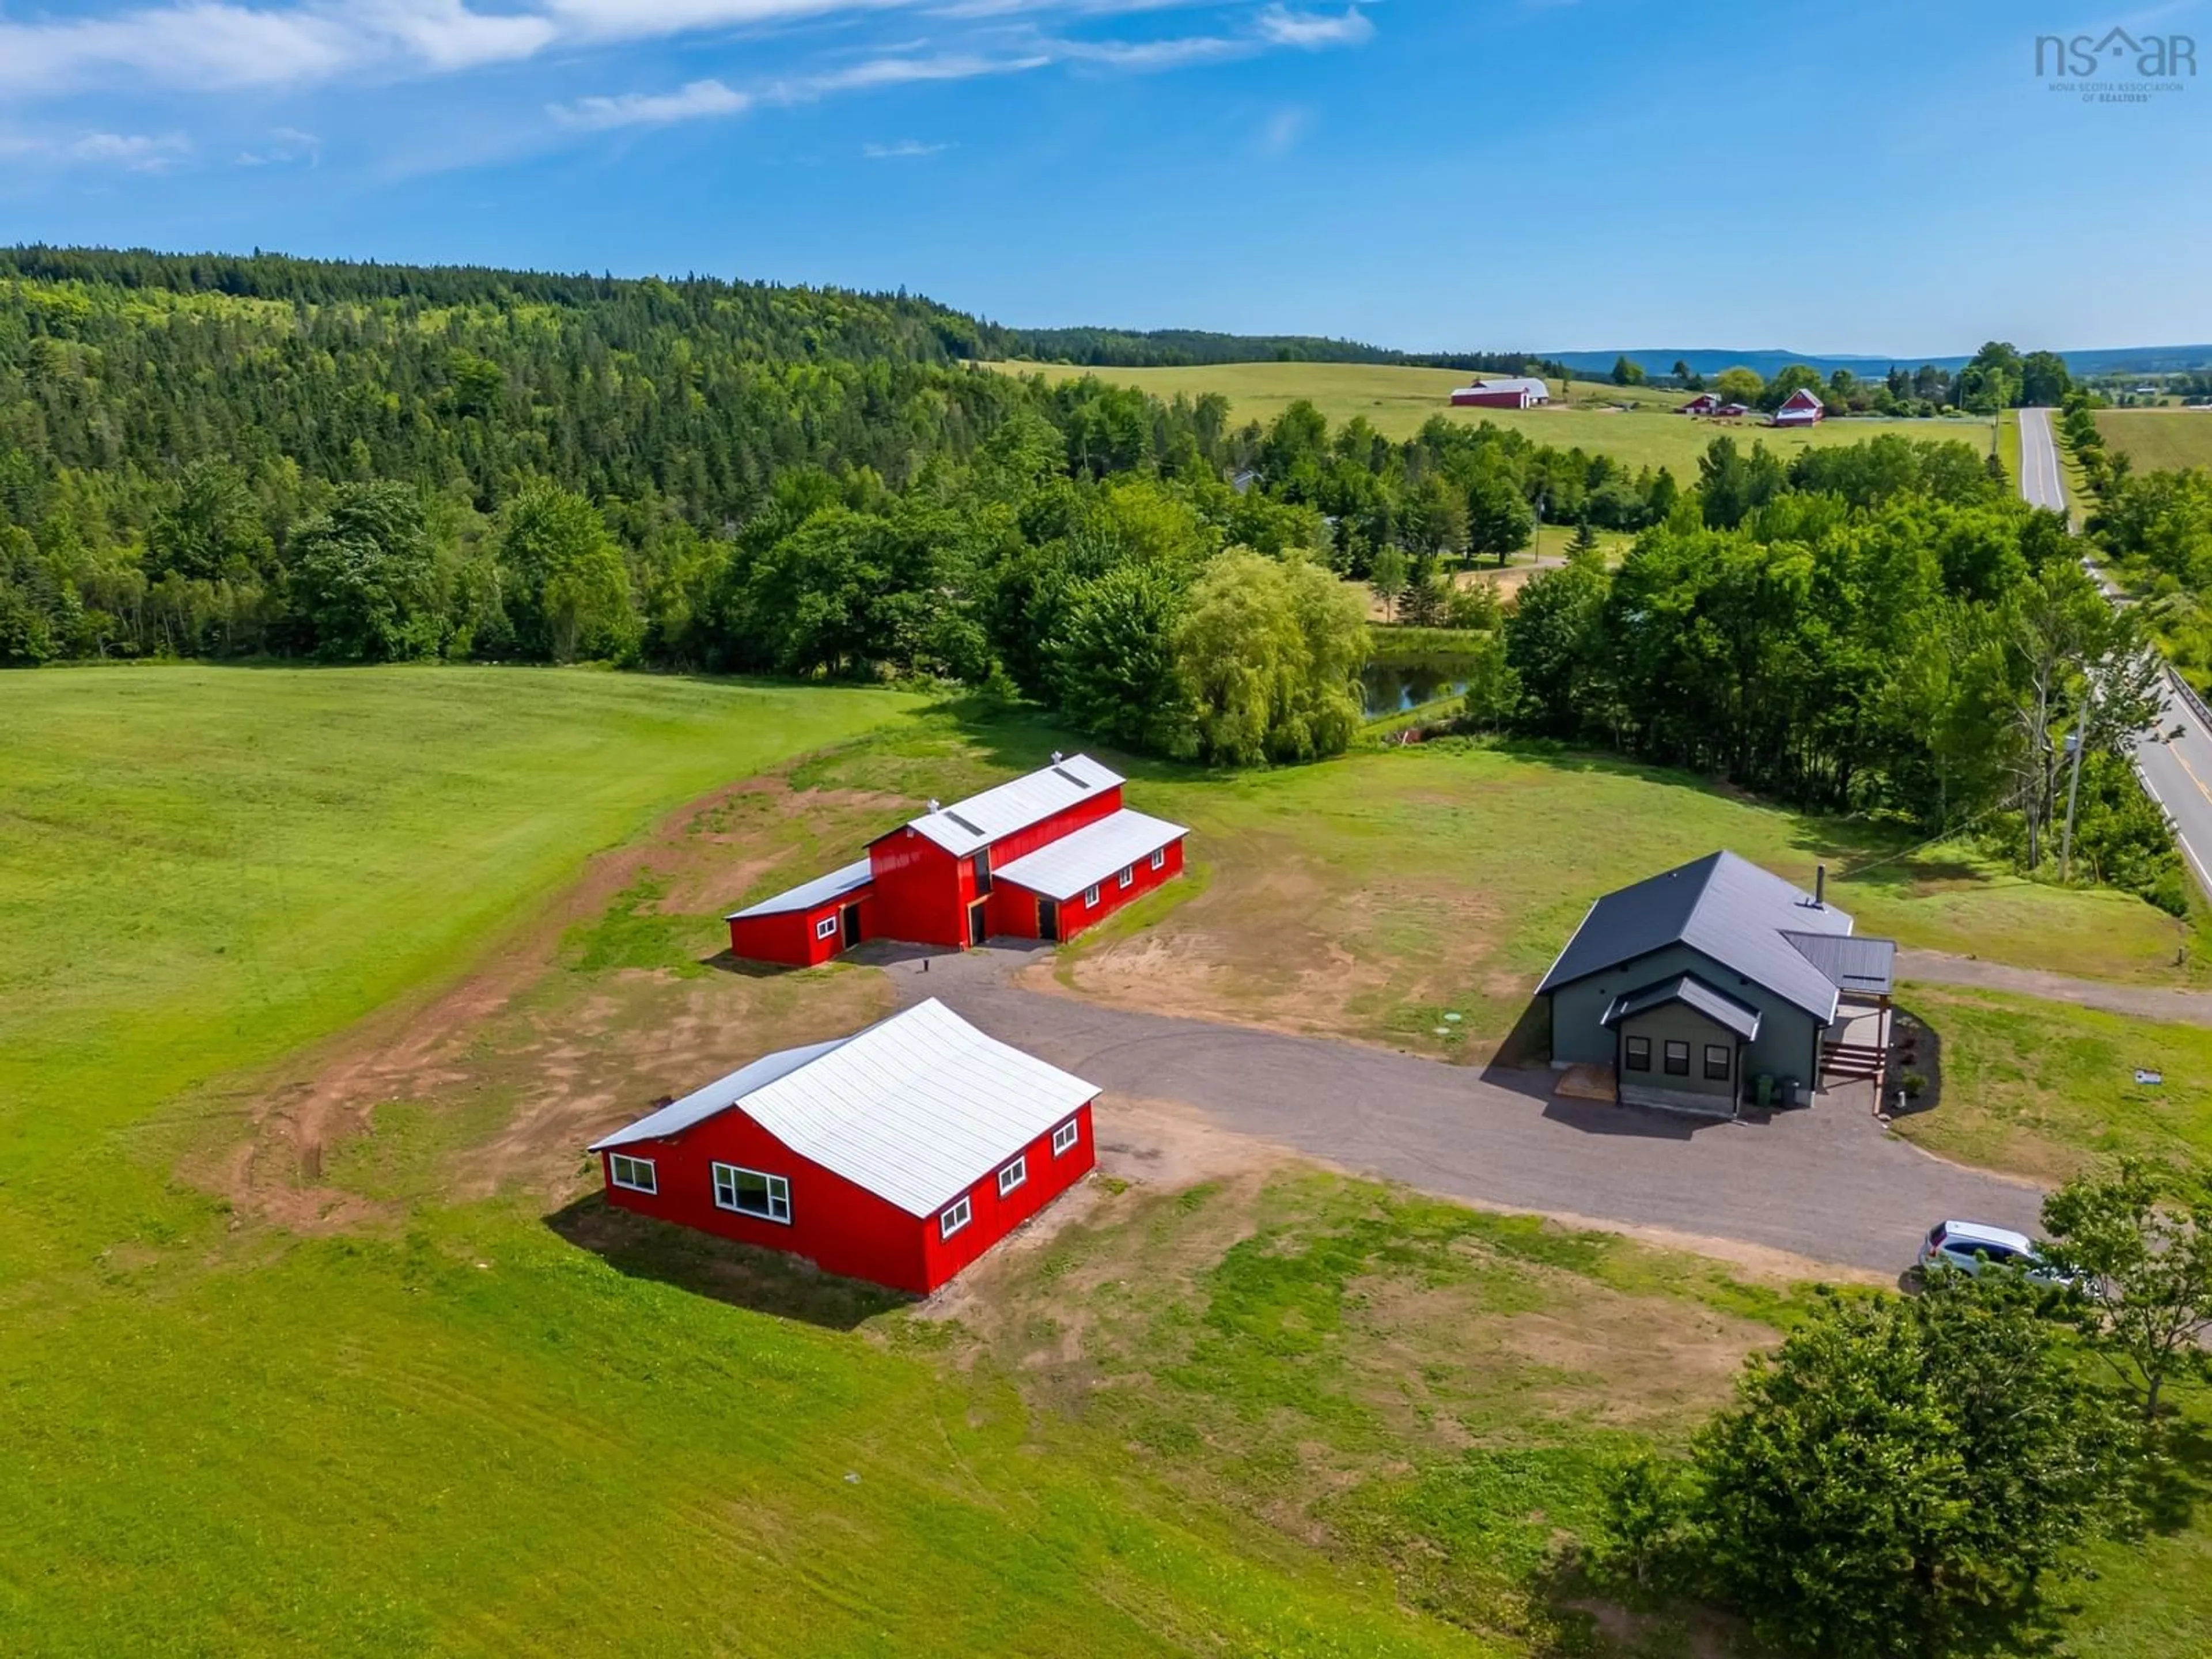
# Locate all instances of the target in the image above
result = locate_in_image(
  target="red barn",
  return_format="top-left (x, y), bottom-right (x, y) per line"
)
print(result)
top-left (1678, 392), bottom-right (1721, 415)
top-left (725, 754), bottom-right (1188, 962)
top-left (1771, 387), bottom-right (1827, 426)
top-left (1450, 377), bottom-right (1552, 410)
top-left (589, 998), bottom-right (1099, 1294)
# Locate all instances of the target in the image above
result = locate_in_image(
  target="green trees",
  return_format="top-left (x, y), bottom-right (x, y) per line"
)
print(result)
top-left (287, 484), bottom-right (441, 663)
top-left (1464, 470), bottom-right (1534, 565)
top-left (1711, 366), bottom-right (1764, 407)
top-left (1173, 551), bottom-right (1365, 766)
top-left (497, 484), bottom-right (637, 664)
top-left (1609, 355), bottom-right (1646, 386)
top-left (1049, 561), bottom-right (1193, 756)
top-left (2040, 1160), bottom-right (2212, 1420)
top-left (1759, 363), bottom-right (1825, 412)
top-left (1600, 1278), bottom-right (2135, 1659)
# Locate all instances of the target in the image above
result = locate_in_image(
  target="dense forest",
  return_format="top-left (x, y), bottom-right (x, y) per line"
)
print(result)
top-left (0, 247), bottom-right (2184, 906)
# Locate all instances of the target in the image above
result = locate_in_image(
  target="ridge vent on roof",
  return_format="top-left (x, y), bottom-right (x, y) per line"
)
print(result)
top-left (943, 810), bottom-right (985, 836)
top-left (1050, 765), bottom-right (1092, 789)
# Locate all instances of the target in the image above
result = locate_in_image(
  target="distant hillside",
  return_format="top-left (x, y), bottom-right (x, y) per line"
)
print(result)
top-left (1554, 344), bottom-right (2212, 380)
top-left (998, 325), bottom-right (1563, 378)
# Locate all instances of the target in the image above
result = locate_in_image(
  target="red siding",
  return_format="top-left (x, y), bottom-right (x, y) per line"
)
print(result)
top-left (600, 1097), bottom-right (1098, 1294)
top-left (867, 783), bottom-right (1126, 950)
top-left (995, 835), bottom-right (1184, 943)
top-left (917, 1101), bottom-right (1096, 1289)
top-left (727, 888), bottom-right (875, 967)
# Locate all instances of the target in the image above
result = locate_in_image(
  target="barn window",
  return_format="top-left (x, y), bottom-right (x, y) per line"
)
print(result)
top-left (1118, 865), bottom-right (1134, 889)
top-left (712, 1163), bottom-right (791, 1224)
top-left (1084, 884), bottom-right (1101, 907)
top-left (1051, 1119), bottom-right (1080, 1157)
top-left (1150, 847), bottom-right (1166, 871)
top-left (609, 1153), bottom-right (657, 1195)
top-left (940, 1196), bottom-right (972, 1239)
top-left (1624, 1036), bottom-right (1651, 1071)
top-left (815, 915), bottom-right (839, 941)
top-left (997, 1155), bottom-right (1028, 1197)
top-left (1704, 1044), bottom-right (1732, 1081)
top-left (1663, 1040), bottom-right (1691, 1077)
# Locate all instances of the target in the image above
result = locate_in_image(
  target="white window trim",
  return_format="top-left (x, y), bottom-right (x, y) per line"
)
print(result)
top-left (815, 914), bottom-right (840, 941)
top-left (1083, 884), bottom-right (1100, 907)
top-left (1118, 865), bottom-right (1135, 889)
top-left (1051, 1119), bottom-right (1080, 1157)
top-left (997, 1155), bottom-right (1028, 1197)
top-left (711, 1162), bottom-right (791, 1225)
top-left (940, 1195), bottom-right (972, 1239)
top-left (609, 1152), bottom-right (657, 1195)
top-left (1150, 847), bottom-right (1166, 871)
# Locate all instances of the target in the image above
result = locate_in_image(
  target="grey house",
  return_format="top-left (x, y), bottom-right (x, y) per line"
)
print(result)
top-left (1538, 851), bottom-right (1895, 1116)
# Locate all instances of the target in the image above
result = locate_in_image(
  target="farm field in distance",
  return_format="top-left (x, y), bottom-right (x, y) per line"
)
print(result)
top-left (6, 666), bottom-right (2209, 1657)
top-left (984, 359), bottom-right (2007, 475)
top-left (2093, 407), bottom-right (2212, 473)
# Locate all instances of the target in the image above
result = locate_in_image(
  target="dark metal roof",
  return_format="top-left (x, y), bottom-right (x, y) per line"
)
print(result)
top-left (1602, 974), bottom-right (1763, 1040)
top-left (1781, 930), bottom-right (1895, 997)
top-left (1537, 850), bottom-right (1861, 1022)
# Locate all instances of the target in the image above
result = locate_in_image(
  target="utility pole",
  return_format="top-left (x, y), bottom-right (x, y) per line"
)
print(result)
top-left (2059, 727), bottom-right (2086, 884)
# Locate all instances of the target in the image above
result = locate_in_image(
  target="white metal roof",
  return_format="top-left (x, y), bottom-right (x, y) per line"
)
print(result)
top-left (1469, 376), bottom-right (1550, 398)
top-left (891, 753), bottom-right (1123, 857)
top-left (590, 999), bottom-right (1100, 1217)
top-left (993, 808), bottom-right (1187, 901)
top-left (725, 858), bottom-right (874, 921)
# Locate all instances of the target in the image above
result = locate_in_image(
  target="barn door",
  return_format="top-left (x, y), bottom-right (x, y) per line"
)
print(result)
top-left (839, 903), bottom-right (863, 950)
top-left (968, 899), bottom-right (988, 948)
top-left (1038, 899), bottom-right (1059, 943)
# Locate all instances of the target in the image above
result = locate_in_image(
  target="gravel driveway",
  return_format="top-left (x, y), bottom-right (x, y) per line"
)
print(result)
top-left (882, 946), bottom-right (2046, 1276)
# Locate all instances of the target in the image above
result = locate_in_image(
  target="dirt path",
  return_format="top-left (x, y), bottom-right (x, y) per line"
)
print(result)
top-left (1897, 948), bottom-right (2212, 1024)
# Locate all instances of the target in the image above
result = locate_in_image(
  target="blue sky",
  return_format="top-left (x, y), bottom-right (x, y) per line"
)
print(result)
top-left (0, 0), bottom-right (2205, 355)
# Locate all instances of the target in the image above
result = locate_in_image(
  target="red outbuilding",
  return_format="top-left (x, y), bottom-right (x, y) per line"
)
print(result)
top-left (1677, 392), bottom-right (1721, 415)
top-left (1771, 387), bottom-right (1827, 426)
top-left (725, 754), bottom-right (1189, 963)
top-left (1450, 376), bottom-right (1552, 410)
top-left (589, 998), bottom-right (1100, 1294)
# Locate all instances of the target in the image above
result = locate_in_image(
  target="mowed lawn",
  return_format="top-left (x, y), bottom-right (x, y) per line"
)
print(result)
top-left (2094, 407), bottom-right (2212, 473)
top-left (984, 359), bottom-right (2003, 475)
top-left (0, 666), bottom-right (1505, 1658)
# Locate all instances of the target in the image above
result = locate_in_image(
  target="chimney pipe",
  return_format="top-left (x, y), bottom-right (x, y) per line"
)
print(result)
top-left (1815, 865), bottom-right (1827, 907)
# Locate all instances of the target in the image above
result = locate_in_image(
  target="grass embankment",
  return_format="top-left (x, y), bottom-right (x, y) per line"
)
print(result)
top-left (0, 667), bottom-right (1491, 1657)
top-left (1892, 985), bottom-right (2212, 1183)
top-left (986, 359), bottom-right (1995, 475)
top-left (2095, 408), bottom-right (2212, 474)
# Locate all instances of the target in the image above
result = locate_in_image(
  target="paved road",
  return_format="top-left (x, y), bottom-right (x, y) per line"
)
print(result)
top-left (2018, 406), bottom-right (2212, 893)
top-left (885, 948), bottom-right (2042, 1275)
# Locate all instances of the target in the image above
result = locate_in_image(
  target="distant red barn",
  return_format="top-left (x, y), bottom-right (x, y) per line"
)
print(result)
top-left (590, 998), bottom-right (1099, 1294)
top-left (1450, 377), bottom-right (1552, 411)
top-left (1771, 387), bottom-right (1827, 426)
top-left (1677, 392), bottom-right (1721, 415)
top-left (726, 755), bottom-right (1188, 963)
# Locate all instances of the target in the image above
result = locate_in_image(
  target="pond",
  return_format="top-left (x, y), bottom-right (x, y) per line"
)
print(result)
top-left (1361, 656), bottom-right (1478, 717)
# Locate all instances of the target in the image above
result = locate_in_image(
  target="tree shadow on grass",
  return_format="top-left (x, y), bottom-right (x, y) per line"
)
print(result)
top-left (544, 1191), bottom-right (911, 1332)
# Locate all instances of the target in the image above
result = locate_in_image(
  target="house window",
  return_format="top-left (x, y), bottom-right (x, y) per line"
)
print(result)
top-left (940, 1195), bottom-right (971, 1239)
top-left (1704, 1044), bottom-right (1732, 1082)
top-left (815, 915), bottom-right (840, 941)
top-left (712, 1163), bottom-right (791, 1224)
top-left (1118, 865), bottom-right (1135, 889)
top-left (1150, 847), bottom-right (1166, 871)
top-left (998, 1155), bottom-right (1028, 1197)
top-left (1084, 884), bottom-right (1100, 907)
top-left (1051, 1118), bottom-right (1080, 1157)
top-left (609, 1153), bottom-right (656, 1195)
top-left (1663, 1040), bottom-right (1691, 1077)
top-left (1624, 1036), bottom-right (1652, 1072)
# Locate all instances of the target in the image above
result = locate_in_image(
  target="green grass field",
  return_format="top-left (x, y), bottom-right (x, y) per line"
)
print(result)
top-left (986, 359), bottom-right (2000, 476)
top-left (7, 666), bottom-right (2208, 1655)
top-left (1892, 984), bottom-right (2212, 1183)
top-left (2095, 409), bottom-right (2212, 474)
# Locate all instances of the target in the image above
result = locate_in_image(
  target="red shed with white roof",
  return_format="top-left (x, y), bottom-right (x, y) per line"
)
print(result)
top-left (590, 998), bottom-right (1099, 1293)
top-left (724, 754), bottom-right (1188, 961)
top-left (1771, 387), bottom-right (1827, 426)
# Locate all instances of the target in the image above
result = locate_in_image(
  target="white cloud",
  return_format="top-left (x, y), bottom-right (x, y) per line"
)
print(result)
top-left (0, 129), bottom-right (195, 173)
top-left (1054, 33), bottom-right (1242, 69)
top-left (862, 137), bottom-right (953, 157)
top-left (1256, 105), bottom-right (1309, 155)
top-left (552, 78), bottom-right (755, 129)
top-left (235, 127), bottom-right (324, 167)
top-left (1255, 4), bottom-right (1374, 49)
